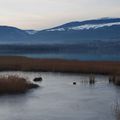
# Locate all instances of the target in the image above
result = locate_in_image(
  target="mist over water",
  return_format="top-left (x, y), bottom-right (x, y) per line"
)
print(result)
top-left (0, 44), bottom-right (120, 61)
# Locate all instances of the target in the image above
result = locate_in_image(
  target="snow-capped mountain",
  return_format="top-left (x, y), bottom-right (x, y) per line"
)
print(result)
top-left (31, 17), bottom-right (120, 44)
top-left (0, 18), bottom-right (120, 55)
top-left (47, 22), bottom-right (120, 31)
top-left (46, 17), bottom-right (120, 31)
top-left (0, 17), bottom-right (120, 44)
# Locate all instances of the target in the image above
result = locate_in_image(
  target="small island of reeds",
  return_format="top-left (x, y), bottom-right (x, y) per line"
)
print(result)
top-left (0, 75), bottom-right (39, 94)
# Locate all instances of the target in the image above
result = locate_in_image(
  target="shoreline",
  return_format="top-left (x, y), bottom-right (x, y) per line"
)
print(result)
top-left (0, 56), bottom-right (120, 75)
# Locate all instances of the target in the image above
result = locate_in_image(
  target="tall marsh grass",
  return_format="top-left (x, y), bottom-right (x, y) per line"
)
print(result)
top-left (0, 75), bottom-right (39, 94)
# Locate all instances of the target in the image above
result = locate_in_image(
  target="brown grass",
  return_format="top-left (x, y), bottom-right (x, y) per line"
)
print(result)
top-left (0, 75), bottom-right (39, 94)
top-left (0, 56), bottom-right (120, 74)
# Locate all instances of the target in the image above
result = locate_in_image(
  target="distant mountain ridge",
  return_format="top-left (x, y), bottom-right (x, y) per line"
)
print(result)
top-left (0, 26), bottom-right (29, 43)
top-left (47, 17), bottom-right (120, 30)
top-left (32, 17), bottom-right (120, 44)
top-left (0, 17), bottom-right (120, 55)
top-left (0, 17), bottom-right (120, 44)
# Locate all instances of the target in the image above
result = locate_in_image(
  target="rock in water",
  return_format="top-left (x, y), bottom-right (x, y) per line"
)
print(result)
top-left (73, 81), bottom-right (77, 85)
top-left (33, 77), bottom-right (43, 82)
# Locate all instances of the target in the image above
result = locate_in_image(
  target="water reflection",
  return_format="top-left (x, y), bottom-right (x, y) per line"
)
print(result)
top-left (77, 74), bottom-right (96, 86)
top-left (0, 72), bottom-right (119, 120)
top-left (113, 100), bottom-right (120, 120)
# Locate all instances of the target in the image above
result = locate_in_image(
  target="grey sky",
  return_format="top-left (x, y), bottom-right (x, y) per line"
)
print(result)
top-left (0, 0), bottom-right (120, 30)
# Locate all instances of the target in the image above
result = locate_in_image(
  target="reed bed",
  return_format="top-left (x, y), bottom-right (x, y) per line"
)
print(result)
top-left (0, 56), bottom-right (120, 74)
top-left (0, 75), bottom-right (39, 94)
top-left (109, 74), bottom-right (120, 86)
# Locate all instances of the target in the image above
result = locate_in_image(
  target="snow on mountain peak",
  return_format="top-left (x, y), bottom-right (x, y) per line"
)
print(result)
top-left (69, 22), bottom-right (120, 30)
top-left (25, 30), bottom-right (38, 34)
top-left (47, 22), bottom-right (120, 31)
top-left (47, 28), bottom-right (65, 32)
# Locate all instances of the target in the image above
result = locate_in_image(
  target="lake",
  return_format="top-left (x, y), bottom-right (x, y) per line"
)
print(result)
top-left (0, 71), bottom-right (119, 120)
top-left (0, 44), bottom-right (120, 61)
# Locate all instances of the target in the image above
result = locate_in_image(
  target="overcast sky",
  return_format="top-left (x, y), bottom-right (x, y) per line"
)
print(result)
top-left (0, 0), bottom-right (120, 30)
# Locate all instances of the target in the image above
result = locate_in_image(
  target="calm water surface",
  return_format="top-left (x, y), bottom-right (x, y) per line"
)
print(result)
top-left (0, 72), bottom-right (119, 120)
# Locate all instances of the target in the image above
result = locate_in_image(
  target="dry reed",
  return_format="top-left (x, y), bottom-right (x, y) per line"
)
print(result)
top-left (0, 75), bottom-right (39, 94)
